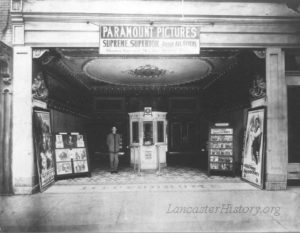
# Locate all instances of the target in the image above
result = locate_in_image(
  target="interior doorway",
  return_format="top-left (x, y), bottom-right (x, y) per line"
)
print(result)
top-left (287, 86), bottom-right (300, 181)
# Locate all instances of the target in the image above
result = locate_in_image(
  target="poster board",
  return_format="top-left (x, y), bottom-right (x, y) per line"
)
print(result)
top-left (208, 123), bottom-right (235, 176)
top-left (54, 132), bottom-right (91, 179)
top-left (33, 109), bottom-right (55, 192)
top-left (241, 107), bottom-right (266, 189)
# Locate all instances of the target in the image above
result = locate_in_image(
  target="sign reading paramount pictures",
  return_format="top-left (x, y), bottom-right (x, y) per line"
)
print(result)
top-left (99, 25), bottom-right (200, 55)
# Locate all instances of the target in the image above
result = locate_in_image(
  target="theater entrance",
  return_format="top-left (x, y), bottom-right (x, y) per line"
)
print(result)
top-left (30, 46), bottom-right (266, 189)
top-left (9, 0), bottom-right (299, 195)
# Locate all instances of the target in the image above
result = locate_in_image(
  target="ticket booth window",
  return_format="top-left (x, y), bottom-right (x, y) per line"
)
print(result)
top-left (132, 121), bottom-right (139, 143)
top-left (157, 121), bottom-right (164, 143)
top-left (143, 122), bottom-right (153, 145)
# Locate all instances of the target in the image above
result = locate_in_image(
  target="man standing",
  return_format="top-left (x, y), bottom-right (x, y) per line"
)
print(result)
top-left (106, 126), bottom-right (121, 173)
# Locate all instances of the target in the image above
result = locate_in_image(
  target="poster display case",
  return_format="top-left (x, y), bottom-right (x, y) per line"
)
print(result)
top-left (54, 132), bottom-right (90, 179)
top-left (208, 123), bottom-right (235, 176)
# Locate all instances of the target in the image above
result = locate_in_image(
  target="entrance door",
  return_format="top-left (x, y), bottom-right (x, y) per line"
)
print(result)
top-left (170, 121), bottom-right (197, 151)
top-left (288, 86), bottom-right (300, 180)
top-left (168, 119), bottom-right (207, 168)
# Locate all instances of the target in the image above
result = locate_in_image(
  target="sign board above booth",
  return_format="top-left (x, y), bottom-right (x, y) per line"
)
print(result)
top-left (99, 25), bottom-right (200, 55)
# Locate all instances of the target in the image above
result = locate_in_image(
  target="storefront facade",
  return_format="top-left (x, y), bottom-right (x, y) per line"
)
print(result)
top-left (6, 0), bottom-right (300, 194)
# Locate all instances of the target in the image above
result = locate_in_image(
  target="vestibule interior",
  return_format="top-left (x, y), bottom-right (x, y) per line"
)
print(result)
top-left (33, 48), bottom-right (265, 174)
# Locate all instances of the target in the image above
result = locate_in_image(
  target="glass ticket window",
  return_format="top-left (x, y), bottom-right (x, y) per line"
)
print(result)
top-left (143, 121), bottom-right (153, 145)
top-left (157, 121), bottom-right (164, 143)
top-left (132, 121), bottom-right (139, 143)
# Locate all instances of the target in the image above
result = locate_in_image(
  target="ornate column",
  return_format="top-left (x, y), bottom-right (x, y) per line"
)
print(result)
top-left (0, 43), bottom-right (13, 194)
top-left (12, 46), bottom-right (36, 194)
top-left (265, 48), bottom-right (288, 190)
top-left (10, 0), bottom-right (37, 194)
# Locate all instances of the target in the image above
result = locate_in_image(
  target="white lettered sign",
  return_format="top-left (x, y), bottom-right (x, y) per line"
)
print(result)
top-left (99, 25), bottom-right (200, 55)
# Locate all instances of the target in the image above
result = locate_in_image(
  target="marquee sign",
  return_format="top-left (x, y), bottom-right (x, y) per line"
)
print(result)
top-left (99, 25), bottom-right (200, 55)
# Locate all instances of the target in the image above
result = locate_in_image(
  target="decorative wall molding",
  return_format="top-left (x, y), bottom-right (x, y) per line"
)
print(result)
top-left (249, 74), bottom-right (266, 100)
top-left (10, 0), bottom-right (300, 48)
top-left (18, 0), bottom-right (300, 20)
top-left (0, 42), bottom-right (13, 194)
top-left (47, 98), bottom-right (91, 119)
top-left (11, 0), bottom-right (23, 12)
top-left (33, 49), bottom-right (50, 59)
top-left (253, 50), bottom-right (266, 59)
top-left (0, 42), bottom-right (13, 93)
top-left (0, 60), bottom-right (11, 86)
top-left (32, 72), bottom-right (49, 101)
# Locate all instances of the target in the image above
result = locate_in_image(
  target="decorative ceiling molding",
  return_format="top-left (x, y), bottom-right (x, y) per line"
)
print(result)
top-left (286, 1), bottom-right (300, 14)
top-left (91, 85), bottom-right (202, 96)
top-left (201, 58), bottom-right (239, 90)
top-left (126, 64), bottom-right (170, 79)
top-left (40, 52), bottom-right (91, 91)
top-left (253, 50), bottom-right (266, 59)
top-left (47, 98), bottom-right (91, 119)
top-left (33, 49), bottom-right (50, 59)
top-left (83, 57), bottom-right (213, 86)
top-left (40, 48), bottom-right (241, 95)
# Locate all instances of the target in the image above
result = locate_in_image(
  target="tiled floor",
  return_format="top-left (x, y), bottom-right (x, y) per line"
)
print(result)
top-left (55, 165), bottom-right (242, 185)
top-left (48, 166), bottom-right (256, 193)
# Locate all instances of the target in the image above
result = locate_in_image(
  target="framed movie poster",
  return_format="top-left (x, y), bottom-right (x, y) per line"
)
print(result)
top-left (54, 132), bottom-right (90, 179)
top-left (33, 109), bottom-right (55, 192)
top-left (242, 107), bottom-right (266, 189)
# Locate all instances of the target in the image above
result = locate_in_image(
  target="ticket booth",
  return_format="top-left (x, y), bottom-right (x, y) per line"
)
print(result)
top-left (129, 110), bottom-right (168, 170)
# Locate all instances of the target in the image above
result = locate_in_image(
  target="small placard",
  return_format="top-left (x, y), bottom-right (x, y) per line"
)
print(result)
top-left (33, 99), bottom-right (47, 109)
top-left (145, 151), bottom-right (152, 160)
top-left (144, 107), bottom-right (152, 116)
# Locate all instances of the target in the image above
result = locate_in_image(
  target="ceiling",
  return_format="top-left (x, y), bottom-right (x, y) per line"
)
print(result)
top-left (39, 48), bottom-right (241, 94)
top-left (83, 57), bottom-right (213, 86)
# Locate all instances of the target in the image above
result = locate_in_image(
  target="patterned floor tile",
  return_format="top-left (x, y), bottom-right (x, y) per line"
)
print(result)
top-left (55, 166), bottom-right (241, 186)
